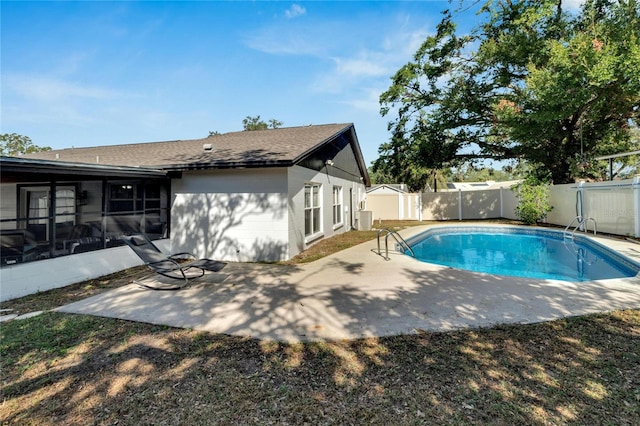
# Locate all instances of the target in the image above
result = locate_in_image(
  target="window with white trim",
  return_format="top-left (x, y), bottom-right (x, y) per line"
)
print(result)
top-left (332, 186), bottom-right (342, 226)
top-left (304, 183), bottom-right (321, 237)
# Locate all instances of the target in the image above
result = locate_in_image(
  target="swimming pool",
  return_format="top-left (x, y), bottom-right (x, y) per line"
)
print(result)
top-left (405, 226), bottom-right (640, 282)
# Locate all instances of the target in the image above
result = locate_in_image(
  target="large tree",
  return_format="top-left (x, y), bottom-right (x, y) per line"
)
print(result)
top-left (242, 115), bottom-right (283, 131)
top-left (379, 0), bottom-right (640, 184)
top-left (371, 128), bottom-right (434, 191)
top-left (0, 133), bottom-right (51, 156)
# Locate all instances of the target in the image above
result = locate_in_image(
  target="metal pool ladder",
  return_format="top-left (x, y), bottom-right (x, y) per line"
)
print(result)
top-left (375, 228), bottom-right (415, 261)
top-left (564, 216), bottom-right (597, 239)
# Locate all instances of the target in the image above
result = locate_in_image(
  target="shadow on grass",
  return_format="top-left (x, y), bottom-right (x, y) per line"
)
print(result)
top-left (2, 219), bottom-right (639, 423)
top-left (2, 310), bottom-right (639, 424)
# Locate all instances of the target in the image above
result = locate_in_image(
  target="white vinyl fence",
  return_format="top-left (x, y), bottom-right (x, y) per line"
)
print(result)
top-left (420, 188), bottom-right (520, 221)
top-left (366, 176), bottom-right (639, 237)
top-left (547, 177), bottom-right (639, 237)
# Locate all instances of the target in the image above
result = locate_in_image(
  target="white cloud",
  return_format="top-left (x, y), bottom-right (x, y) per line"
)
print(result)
top-left (340, 86), bottom-right (385, 113)
top-left (1, 73), bottom-right (141, 133)
top-left (5, 74), bottom-right (126, 102)
top-left (310, 27), bottom-right (429, 94)
top-left (285, 4), bottom-right (306, 19)
top-left (244, 20), bottom-right (336, 56)
top-left (244, 11), bottom-right (433, 116)
top-left (333, 56), bottom-right (390, 78)
top-left (245, 29), bottom-right (325, 56)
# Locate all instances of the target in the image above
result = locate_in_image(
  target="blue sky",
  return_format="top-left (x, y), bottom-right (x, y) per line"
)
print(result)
top-left (1, 1), bottom-right (582, 166)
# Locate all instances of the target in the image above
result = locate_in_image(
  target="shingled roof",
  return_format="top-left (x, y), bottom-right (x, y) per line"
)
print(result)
top-left (24, 123), bottom-right (362, 172)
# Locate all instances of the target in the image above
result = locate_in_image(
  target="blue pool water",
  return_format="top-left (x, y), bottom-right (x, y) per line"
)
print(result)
top-left (406, 227), bottom-right (640, 282)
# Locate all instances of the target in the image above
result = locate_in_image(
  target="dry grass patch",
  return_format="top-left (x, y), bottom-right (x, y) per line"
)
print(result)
top-left (284, 218), bottom-right (521, 264)
top-left (2, 310), bottom-right (639, 425)
top-left (0, 266), bottom-right (146, 316)
top-left (284, 220), bottom-right (441, 264)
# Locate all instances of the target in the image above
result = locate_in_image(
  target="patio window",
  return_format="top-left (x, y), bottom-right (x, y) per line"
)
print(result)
top-left (106, 182), bottom-right (167, 238)
top-left (19, 185), bottom-right (77, 232)
top-left (332, 186), bottom-right (342, 227)
top-left (304, 183), bottom-right (321, 237)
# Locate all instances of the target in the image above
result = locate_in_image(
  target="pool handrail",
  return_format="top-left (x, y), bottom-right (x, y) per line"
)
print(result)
top-left (564, 216), bottom-right (597, 239)
top-left (376, 228), bottom-right (415, 260)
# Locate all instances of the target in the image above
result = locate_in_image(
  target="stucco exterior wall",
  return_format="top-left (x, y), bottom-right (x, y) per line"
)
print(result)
top-left (171, 168), bottom-right (289, 262)
top-left (287, 165), bottom-right (366, 258)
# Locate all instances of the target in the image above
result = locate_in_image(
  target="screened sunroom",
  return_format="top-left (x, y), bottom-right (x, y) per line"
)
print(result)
top-left (0, 156), bottom-right (170, 267)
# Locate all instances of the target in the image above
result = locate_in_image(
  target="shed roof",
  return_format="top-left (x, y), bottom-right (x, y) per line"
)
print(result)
top-left (366, 184), bottom-right (410, 194)
top-left (24, 123), bottom-right (360, 170)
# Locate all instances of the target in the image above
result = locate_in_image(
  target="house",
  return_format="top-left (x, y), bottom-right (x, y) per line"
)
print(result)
top-left (0, 123), bottom-right (370, 301)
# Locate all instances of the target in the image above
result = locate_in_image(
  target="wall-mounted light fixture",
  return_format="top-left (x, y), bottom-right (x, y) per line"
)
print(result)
top-left (325, 160), bottom-right (334, 166)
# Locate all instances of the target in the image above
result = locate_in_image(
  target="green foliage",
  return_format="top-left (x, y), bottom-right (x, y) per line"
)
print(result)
top-left (367, 166), bottom-right (393, 185)
top-left (513, 178), bottom-right (553, 225)
top-left (379, 0), bottom-right (640, 184)
top-left (0, 133), bottom-right (51, 156)
top-left (604, 126), bottom-right (640, 179)
top-left (370, 126), bottom-right (450, 191)
top-left (242, 115), bottom-right (283, 131)
top-left (452, 165), bottom-right (514, 182)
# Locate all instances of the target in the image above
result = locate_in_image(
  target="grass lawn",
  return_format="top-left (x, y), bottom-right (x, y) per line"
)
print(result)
top-left (2, 220), bottom-right (639, 424)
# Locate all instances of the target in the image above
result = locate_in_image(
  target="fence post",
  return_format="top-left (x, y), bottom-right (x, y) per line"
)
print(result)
top-left (634, 175), bottom-right (640, 237)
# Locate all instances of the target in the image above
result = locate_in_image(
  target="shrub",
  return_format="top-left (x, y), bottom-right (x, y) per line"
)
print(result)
top-left (513, 179), bottom-right (553, 225)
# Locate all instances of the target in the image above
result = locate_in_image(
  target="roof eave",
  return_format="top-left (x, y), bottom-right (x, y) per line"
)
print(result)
top-left (158, 159), bottom-right (295, 171)
top-left (0, 156), bottom-right (167, 178)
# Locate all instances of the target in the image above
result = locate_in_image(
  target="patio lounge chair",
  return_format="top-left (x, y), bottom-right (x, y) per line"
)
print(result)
top-left (123, 234), bottom-right (226, 290)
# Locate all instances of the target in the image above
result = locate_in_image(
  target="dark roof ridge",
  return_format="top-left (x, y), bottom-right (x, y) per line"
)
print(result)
top-left (49, 122), bottom-right (353, 152)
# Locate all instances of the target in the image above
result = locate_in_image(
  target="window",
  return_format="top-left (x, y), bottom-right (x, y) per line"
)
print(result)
top-left (332, 186), bottom-right (342, 226)
top-left (107, 182), bottom-right (166, 237)
top-left (304, 183), bottom-right (321, 237)
top-left (108, 182), bottom-right (163, 213)
top-left (109, 183), bottom-right (141, 213)
top-left (20, 185), bottom-right (77, 227)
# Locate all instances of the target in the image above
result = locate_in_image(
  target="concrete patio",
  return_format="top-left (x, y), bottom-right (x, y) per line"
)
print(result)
top-left (56, 225), bottom-right (640, 342)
